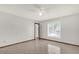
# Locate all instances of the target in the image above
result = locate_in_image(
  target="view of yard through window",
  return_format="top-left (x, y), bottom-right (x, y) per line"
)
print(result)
top-left (48, 21), bottom-right (61, 38)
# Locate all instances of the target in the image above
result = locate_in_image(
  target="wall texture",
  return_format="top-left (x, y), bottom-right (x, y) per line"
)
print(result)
top-left (0, 12), bottom-right (34, 47)
top-left (40, 14), bottom-right (79, 45)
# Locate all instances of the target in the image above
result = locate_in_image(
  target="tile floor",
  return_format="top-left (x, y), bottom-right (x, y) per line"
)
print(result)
top-left (0, 39), bottom-right (79, 54)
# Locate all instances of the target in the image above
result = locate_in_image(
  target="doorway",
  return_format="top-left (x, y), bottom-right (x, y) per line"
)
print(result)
top-left (34, 23), bottom-right (40, 39)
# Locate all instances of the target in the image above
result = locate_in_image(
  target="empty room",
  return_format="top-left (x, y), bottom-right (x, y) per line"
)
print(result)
top-left (0, 4), bottom-right (79, 54)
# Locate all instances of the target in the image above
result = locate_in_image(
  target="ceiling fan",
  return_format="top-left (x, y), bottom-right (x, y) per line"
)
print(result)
top-left (28, 4), bottom-right (51, 16)
top-left (34, 4), bottom-right (46, 16)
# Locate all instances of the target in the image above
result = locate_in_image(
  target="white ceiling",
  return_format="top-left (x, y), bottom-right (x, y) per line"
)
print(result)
top-left (0, 4), bottom-right (79, 21)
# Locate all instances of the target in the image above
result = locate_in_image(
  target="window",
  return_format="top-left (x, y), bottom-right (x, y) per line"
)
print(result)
top-left (48, 21), bottom-right (61, 38)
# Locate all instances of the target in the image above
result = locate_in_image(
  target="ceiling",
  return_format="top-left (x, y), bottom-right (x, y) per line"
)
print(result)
top-left (0, 4), bottom-right (79, 21)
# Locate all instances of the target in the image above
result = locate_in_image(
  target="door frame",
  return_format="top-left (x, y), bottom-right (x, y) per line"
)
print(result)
top-left (34, 23), bottom-right (40, 39)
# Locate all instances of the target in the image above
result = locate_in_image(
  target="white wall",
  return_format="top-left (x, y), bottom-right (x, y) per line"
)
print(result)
top-left (0, 12), bottom-right (34, 47)
top-left (40, 14), bottom-right (79, 45)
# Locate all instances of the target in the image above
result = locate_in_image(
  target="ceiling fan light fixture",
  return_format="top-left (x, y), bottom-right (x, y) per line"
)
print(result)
top-left (39, 12), bottom-right (42, 16)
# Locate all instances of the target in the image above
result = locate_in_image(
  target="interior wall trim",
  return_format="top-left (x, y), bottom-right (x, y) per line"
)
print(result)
top-left (0, 39), bottom-right (35, 49)
top-left (40, 38), bottom-right (79, 47)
